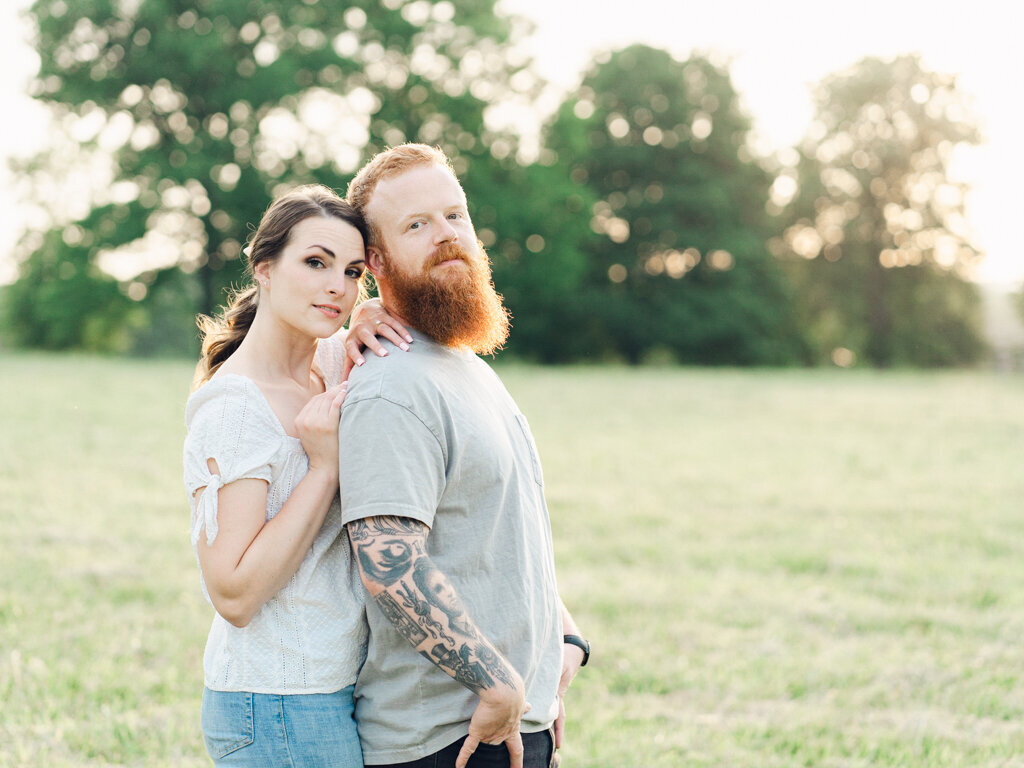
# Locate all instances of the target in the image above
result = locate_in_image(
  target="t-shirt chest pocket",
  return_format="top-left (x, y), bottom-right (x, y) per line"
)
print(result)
top-left (513, 413), bottom-right (544, 487)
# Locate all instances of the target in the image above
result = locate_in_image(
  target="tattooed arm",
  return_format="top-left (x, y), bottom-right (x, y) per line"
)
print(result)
top-left (348, 515), bottom-right (528, 768)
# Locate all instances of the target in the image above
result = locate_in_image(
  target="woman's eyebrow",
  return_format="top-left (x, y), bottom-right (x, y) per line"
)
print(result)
top-left (306, 244), bottom-right (336, 258)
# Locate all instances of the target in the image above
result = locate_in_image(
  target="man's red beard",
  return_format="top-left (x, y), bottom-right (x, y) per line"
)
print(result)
top-left (379, 240), bottom-right (510, 355)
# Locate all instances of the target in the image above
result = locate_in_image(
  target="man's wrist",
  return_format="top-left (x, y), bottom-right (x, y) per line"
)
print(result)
top-left (563, 634), bottom-right (590, 666)
top-left (478, 672), bottom-right (525, 704)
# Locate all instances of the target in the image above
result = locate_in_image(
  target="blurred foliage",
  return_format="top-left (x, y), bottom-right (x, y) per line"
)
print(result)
top-left (3, 8), bottom-right (990, 366)
top-left (474, 159), bottom-right (596, 362)
top-left (6, 0), bottom-right (534, 353)
top-left (544, 45), bottom-right (807, 364)
top-left (778, 55), bottom-right (986, 367)
top-left (0, 218), bottom-right (141, 351)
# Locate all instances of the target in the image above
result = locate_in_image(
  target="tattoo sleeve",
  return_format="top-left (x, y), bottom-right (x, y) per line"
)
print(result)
top-left (348, 517), bottom-right (419, 586)
top-left (375, 590), bottom-right (428, 645)
top-left (347, 515), bottom-right (519, 696)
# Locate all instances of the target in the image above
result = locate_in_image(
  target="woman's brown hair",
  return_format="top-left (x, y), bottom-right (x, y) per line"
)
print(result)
top-left (192, 185), bottom-right (368, 388)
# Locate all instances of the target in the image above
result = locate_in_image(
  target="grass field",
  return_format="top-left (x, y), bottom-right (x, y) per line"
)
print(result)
top-left (2, 351), bottom-right (1023, 767)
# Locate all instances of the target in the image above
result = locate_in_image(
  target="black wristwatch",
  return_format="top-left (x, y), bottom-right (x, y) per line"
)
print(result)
top-left (563, 634), bottom-right (590, 666)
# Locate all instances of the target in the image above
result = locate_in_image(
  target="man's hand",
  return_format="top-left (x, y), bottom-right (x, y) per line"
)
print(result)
top-left (455, 685), bottom-right (530, 768)
top-left (553, 642), bottom-right (585, 748)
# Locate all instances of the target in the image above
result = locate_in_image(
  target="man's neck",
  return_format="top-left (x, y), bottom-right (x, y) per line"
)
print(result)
top-left (375, 285), bottom-right (416, 334)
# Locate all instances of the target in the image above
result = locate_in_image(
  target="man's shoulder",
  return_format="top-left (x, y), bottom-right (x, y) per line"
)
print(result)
top-left (344, 340), bottom-right (448, 405)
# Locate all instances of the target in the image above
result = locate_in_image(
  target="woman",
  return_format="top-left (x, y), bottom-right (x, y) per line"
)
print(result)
top-left (183, 185), bottom-right (409, 766)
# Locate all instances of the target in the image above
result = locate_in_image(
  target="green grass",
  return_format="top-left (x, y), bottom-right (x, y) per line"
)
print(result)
top-left (2, 352), bottom-right (1023, 767)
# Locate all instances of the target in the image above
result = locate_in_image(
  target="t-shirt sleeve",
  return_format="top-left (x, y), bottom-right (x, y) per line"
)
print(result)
top-left (183, 379), bottom-right (280, 546)
top-left (338, 396), bottom-right (445, 529)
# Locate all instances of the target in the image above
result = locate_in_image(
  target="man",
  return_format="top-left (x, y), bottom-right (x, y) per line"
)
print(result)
top-left (338, 144), bottom-right (589, 768)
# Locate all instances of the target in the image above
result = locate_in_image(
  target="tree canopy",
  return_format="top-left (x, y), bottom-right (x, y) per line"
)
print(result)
top-left (778, 54), bottom-right (985, 366)
top-left (2, 12), bottom-right (992, 367)
top-left (543, 45), bottom-right (806, 364)
top-left (5, 0), bottom-right (532, 351)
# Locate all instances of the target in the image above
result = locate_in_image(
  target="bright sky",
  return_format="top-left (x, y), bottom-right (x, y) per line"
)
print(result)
top-left (2, 0), bottom-right (1022, 287)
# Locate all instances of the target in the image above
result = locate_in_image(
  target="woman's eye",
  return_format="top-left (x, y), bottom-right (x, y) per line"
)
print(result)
top-left (346, 268), bottom-right (364, 279)
top-left (306, 257), bottom-right (325, 268)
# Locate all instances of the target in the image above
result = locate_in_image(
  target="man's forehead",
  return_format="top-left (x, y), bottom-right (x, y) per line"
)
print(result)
top-left (369, 164), bottom-right (466, 217)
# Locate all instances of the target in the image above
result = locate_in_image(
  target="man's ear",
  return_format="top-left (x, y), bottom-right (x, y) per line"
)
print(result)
top-left (365, 247), bottom-right (386, 278)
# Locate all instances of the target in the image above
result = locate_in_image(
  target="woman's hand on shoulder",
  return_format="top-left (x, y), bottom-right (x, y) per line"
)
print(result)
top-left (343, 299), bottom-right (413, 377)
top-left (294, 382), bottom-right (348, 476)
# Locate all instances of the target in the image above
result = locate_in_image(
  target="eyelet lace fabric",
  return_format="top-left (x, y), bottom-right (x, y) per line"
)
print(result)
top-left (182, 332), bottom-right (366, 693)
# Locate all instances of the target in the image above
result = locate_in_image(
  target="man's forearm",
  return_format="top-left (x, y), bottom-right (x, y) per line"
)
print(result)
top-left (348, 516), bottom-right (522, 696)
top-left (374, 555), bottom-right (519, 694)
top-left (561, 598), bottom-right (580, 636)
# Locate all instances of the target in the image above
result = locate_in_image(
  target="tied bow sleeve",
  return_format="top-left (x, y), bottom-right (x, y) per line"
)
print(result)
top-left (183, 377), bottom-right (278, 546)
top-left (191, 470), bottom-right (225, 546)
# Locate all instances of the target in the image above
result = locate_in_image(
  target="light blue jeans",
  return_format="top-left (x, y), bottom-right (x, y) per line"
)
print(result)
top-left (201, 686), bottom-right (363, 767)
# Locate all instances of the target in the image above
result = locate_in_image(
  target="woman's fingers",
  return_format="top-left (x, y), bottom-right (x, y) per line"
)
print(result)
top-left (343, 333), bottom-right (367, 368)
top-left (345, 308), bottom-right (413, 365)
top-left (380, 316), bottom-right (413, 345)
top-left (296, 384), bottom-right (346, 432)
top-left (357, 325), bottom-right (391, 358)
top-left (373, 322), bottom-right (411, 351)
top-left (321, 383), bottom-right (347, 415)
top-left (294, 384), bottom-right (347, 470)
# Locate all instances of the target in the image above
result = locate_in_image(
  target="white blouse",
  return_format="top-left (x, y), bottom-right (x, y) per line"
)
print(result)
top-left (183, 332), bottom-right (367, 694)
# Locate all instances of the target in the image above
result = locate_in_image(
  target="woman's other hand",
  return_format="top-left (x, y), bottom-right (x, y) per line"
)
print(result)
top-left (294, 382), bottom-right (348, 475)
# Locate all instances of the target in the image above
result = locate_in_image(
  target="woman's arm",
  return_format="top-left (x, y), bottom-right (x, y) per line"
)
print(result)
top-left (194, 383), bottom-right (348, 627)
top-left (195, 467), bottom-right (337, 627)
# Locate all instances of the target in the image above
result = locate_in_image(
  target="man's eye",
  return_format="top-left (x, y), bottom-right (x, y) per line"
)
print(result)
top-left (409, 221), bottom-right (423, 230)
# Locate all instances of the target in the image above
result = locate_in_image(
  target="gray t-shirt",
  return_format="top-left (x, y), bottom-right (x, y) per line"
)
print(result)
top-left (339, 330), bottom-right (562, 764)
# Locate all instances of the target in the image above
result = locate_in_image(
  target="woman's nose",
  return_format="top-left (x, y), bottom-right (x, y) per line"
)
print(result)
top-left (326, 270), bottom-right (347, 295)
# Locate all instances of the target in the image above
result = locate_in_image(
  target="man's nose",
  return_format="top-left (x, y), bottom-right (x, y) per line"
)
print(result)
top-left (434, 217), bottom-right (459, 244)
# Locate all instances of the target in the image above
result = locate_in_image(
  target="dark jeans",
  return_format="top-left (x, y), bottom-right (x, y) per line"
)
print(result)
top-left (370, 728), bottom-right (556, 768)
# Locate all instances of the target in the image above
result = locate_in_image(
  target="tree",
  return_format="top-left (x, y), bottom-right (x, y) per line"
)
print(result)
top-left (0, 212), bottom-right (140, 350)
top-left (471, 158), bottom-right (596, 362)
top-left (777, 54), bottom-right (986, 366)
top-left (7, 0), bottom-right (533, 352)
top-left (543, 45), bottom-right (806, 364)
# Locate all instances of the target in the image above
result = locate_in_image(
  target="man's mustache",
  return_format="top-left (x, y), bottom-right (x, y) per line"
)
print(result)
top-left (426, 242), bottom-right (474, 269)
